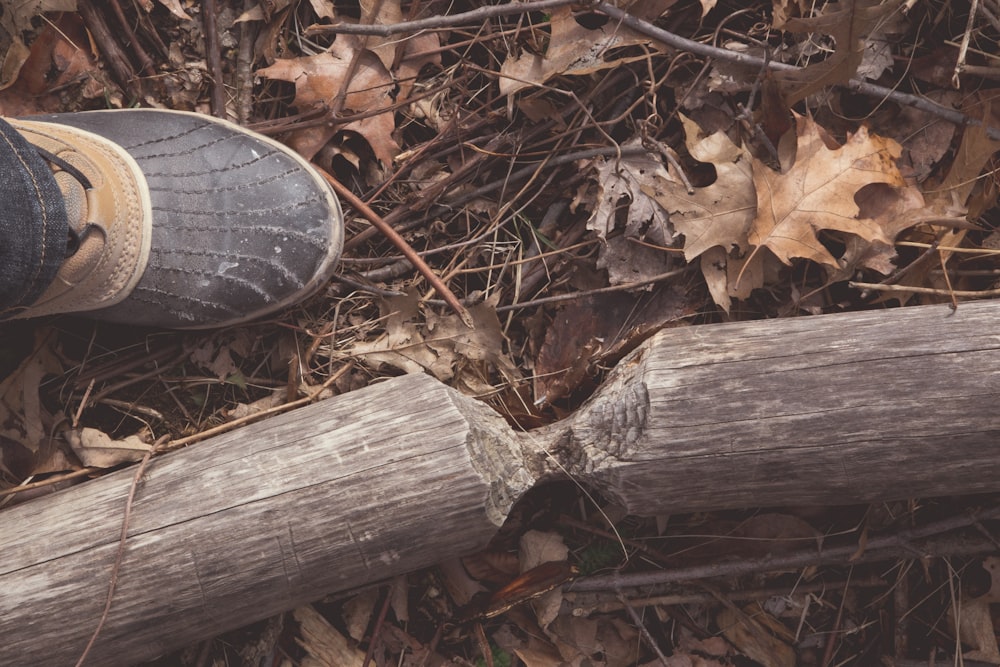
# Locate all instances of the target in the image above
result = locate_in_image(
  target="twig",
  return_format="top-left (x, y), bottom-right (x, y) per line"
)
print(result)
top-left (159, 361), bottom-right (354, 452)
top-left (820, 568), bottom-right (851, 667)
top-left (0, 466), bottom-right (102, 499)
top-left (74, 435), bottom-right (170, 667)
top-left (236, 0), bottom-right (256, 124)
top-left (495, 267), bottom-right (689, 312)
top-left (106, 0), bottom-right (154, 76)
top-left (848, 281), bottom-right (1000, 298)
top-left (316, 168), bottom-right (475, 327)
top-left (305, 0), bottom-right (589, 36)
top-left (201, 0), bottom-right (227, 118)
top-left (571, 505), bottom-right (1000, 592)
top-left (953, 0), bottom-right (980, 88)
top-left (617, 594), bottom-right (670, 666)
top-left (362, 586), bottom-right (394, 667)
top-left (76, 0), bottom-right (138, 100)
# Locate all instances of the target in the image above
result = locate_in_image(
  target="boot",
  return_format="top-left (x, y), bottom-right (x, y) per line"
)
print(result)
top-left (8, 109), bottom-right (342, 329)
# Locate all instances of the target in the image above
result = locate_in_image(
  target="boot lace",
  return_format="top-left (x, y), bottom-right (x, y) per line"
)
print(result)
top-left (33, 144), bottom-right (99, 257)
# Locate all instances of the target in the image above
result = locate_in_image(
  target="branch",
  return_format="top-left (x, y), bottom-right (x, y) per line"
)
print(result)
top-left (593, 2), bottom-right (1000, 141)
top-left (305, 0), bottom-right (586, 36)
top-left (307, 0), bottom-right (1000, 140)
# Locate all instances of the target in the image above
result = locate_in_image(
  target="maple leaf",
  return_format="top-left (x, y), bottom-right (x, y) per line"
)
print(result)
top-left (747, 114), bottom-right (907, 271)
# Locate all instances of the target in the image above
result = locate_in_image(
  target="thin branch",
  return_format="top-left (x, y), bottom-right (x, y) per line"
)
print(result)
top-left (317, 168), bottom-right (475, 326)
top-left (201, 0), bottom-right (227, 118)
top-left (74, 435), bottom-right (170, 667)
top-left (593, 2), bottom-right (1000, 140)
top-left (305, 0), bottom-right (588, 36)
top-left (571, 505), bottom-right (1000, 593)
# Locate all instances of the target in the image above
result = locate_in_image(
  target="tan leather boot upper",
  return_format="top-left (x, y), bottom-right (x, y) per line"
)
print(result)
top-left (7, 119), bottom-right (151, 319)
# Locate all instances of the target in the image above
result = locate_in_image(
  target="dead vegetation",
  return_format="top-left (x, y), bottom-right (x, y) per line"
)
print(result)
top-left (2, 0), bottom-right (1000, 665)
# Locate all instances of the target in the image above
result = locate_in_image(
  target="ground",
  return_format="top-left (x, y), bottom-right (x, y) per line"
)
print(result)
top-left (2, 0), bottom-right (1000, 665)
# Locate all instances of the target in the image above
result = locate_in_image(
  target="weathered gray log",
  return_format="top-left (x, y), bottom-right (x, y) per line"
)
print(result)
top-left (2, 300), bottom-right (999, 666)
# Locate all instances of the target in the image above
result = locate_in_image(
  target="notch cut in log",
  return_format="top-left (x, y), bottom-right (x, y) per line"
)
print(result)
top-left (3, 301), bottom-right (999, 665)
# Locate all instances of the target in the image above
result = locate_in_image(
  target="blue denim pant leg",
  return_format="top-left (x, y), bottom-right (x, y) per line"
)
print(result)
top-left (0, 117), bottom-right (67, 313)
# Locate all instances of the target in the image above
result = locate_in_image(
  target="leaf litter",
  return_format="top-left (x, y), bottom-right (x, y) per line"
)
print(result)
top-left (2, 0), bottom-right (1000, 665)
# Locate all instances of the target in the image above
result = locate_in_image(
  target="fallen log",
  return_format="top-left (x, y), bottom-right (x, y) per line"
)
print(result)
top-left (3, 300), bottom-right (999, 665)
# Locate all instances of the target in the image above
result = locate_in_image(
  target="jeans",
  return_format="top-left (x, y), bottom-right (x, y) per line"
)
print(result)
top-left (0, 117), bottom-right (67, 313)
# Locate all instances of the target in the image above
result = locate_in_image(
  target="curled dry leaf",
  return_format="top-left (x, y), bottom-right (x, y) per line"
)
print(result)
top-left (343, 290), bottom-right (520, 395)
top-left (64, 427), bottom-right (153, 468)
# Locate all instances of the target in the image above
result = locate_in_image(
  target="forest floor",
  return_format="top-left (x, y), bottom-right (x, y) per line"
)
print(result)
top-left (2, 0), bottom-right (1000, 665)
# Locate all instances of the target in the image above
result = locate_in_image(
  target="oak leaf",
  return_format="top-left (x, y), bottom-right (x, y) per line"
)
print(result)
top-left (643, 115), bottom-right (758, 310)
top-left (747, 114), bottom-right (906, 271)
top-left (776, 0), bottom-right (901, 104)
top-left (500, 6), bottom-right (650, 97)
top-left (256, 38), bottom-right (399, 166)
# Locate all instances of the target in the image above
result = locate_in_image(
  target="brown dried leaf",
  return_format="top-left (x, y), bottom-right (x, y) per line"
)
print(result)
top-left (154, 0), bottom-right (192, 21)
top-left (257, 39), bottom-right (399, 165)
top-left (342, 588), bottom-right (378, 643)
top-left (345, 291), bottom-right (520, 394)
top-left (64, 427), bottom-right (152, 468)
top-left (748, 114), bottom-right (906, 270)
top-left (648, 116), bottom-right (756, 261)
top-left (359, 0), bottom-right (441, 99)
top-left (500, 6), bottom-right (650, 97)
top-left (587, 140), bottom-right (674, 243)
top-left (0, 332), bottom-right (61, 454)
top-left (643, 116), bottom-right (757, 309)
top-left (533, 287), bottom-right (691, 404)
top-left (0, 0), bottom-right (77, 90)
top-left (776, 0), bottom-right (901, 104)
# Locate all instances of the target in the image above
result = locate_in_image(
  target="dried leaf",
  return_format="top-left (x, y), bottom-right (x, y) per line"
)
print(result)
top-left (344, 291), bottom-right (520, 394)
top-left (342, 588), bottom-right (378, 642)
top-left (716, 605), bottom-right (796, 667)
top-left (154, 0), bottom-right (192, 21)
top-left (650, 116), bottom-right (756, 261)
top-left (0, 332), bottom-right (61, 453)
top-left (257, 39), bottom-right (399, 165)
top-left (500, 6), bottom-right (650, 97)
top-left (776, 0), bottom-right (901, 104)
top-left (644, 115), bottom-right (757, 310)
top-left (587, 139), bottom-right (674, 243)
top-left (748, 114), bottom-right (907, 270)
top-left (64, 427), bottom-right (152, 468)
top-left (533, 287), bottom-right (691, 404)
top-left (0, 0), bottom-right (77, 90)
top-left (949, 596), bottom-right (1000, 664)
